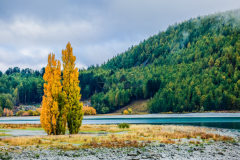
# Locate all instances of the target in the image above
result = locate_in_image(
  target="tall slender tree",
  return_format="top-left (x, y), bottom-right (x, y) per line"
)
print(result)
top-left (40, 53), bottom-right (62, 135)
top-left (62, 42), bottom-right (83, 134)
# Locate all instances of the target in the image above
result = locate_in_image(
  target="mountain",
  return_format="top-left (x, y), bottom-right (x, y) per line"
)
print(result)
top-left (81, 9), bottom-right (240, 113)
top-left (1, 9), bottom-right (240, 114)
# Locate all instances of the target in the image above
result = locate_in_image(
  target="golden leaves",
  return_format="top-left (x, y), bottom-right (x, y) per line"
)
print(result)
top-left (41, 53), bottom-right (62, 135)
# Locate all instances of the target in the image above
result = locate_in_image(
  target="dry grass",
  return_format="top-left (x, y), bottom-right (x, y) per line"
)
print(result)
top-left (0, 132), bottom-right (11, 137)
top-left (114, 100), bottom-right (149, 114)
top-left (0, 124), bottom-right (234, 149)
top-left (80, 124), bottom-right (130, 133)
top-left (0, 123), bottom-right (42, 129)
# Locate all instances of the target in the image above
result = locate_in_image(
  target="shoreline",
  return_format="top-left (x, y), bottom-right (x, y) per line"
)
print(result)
top-left (0, 125), bottom-right (240, 160)
top-left (1, 113), bottom-right (240, 120)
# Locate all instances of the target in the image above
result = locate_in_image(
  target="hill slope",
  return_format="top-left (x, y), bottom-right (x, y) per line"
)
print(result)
top-left (78, 9), bottom-right (240, 113)
top-left (114, 99), bottom-right (149, 114)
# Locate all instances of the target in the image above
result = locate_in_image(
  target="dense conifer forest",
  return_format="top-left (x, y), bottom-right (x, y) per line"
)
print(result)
top-left (1, 9), bottom-right (240, 114)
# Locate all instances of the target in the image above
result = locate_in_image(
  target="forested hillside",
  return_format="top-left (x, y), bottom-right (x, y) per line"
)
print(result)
top-left (2, 9), bottom-right (240, 114)
top-left (0, 67), bottom-right (44, 114)
top-left (84, 9), bottom-right (240, 113)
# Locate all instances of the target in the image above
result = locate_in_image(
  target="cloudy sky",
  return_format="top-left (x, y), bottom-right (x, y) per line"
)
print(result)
top-left (0, 0), bottom-right (240, 72)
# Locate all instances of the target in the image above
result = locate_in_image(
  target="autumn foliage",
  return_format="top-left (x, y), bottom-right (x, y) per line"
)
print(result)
top-left (40, 42), bottom-right (83, 135)
top-left (62, 42), bottom-right (83, 134)
top-left (3, 108), bottom-right (13, 116)
top-left (83, 106), bottom-right (97, 115)
top-left (40, 53), bottom-right (62, 135)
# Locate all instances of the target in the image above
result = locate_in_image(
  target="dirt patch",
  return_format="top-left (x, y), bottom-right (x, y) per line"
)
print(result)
top-left (114, 99), bottom-right (149, 114)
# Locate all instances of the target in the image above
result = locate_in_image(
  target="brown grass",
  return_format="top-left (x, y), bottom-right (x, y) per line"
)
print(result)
top-left (0, 124), bottom-right (234, 149)
top-left (114, 100), bottom-right (149, 114)
top-left (0, 123), bottom-right (42, 129)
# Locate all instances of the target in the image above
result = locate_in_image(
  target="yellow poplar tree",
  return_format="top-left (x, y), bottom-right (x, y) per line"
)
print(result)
top-left (62, 42), bottom-right (83, 134)
top-left (40, 53), bottom-right (62, 135)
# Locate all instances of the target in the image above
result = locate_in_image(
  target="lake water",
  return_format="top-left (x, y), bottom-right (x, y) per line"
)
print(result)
top-left (0, 113), bottom-right (240, 130)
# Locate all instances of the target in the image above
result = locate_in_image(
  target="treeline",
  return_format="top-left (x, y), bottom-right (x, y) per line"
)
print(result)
top-left (0, 67), bottom-right (44, 115)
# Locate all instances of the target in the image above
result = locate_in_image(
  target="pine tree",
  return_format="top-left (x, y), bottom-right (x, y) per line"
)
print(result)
top-left (62, 42), bottom-right (83, 134)
top-left (40, 53), bottom-right (62, 135)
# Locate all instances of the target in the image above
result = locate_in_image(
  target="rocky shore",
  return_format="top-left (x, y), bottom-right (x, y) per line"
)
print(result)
top-left (0, 127), bottom-right (239, 160)
top-left (0, 140), bottom-right (239, 160)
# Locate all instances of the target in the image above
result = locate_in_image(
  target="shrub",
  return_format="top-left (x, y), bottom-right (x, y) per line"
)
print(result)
top-left (128, 108), bottom-right (132, 114)
top-left (33, 111), bottom-right (40, 116)
top-left (101, 107), bottom-right (109, 114)
top-left (123, 110), bottom-right (129, 115)
top-left (16, 110), bottom-right (25, 116)
top-left (200, 106), bottom-right (204, 113)
top-left (3, 108), bottom-right (13, 116)
top-left (83, 106), bottom-right (97, 115)
top-left (118, 123), bottom-right (130, 129)
top-left (28, 110), bottom-right (34, 116)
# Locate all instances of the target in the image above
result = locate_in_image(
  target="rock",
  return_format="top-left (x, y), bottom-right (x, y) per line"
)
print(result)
top-left (137, 149), bottom-right (142, 154)
top-left (127, 152), bottom-right (137, 156)
top-left (159, 144), bottom-right (166, 147)
top-left (218, 152), bottom-right (225, 156)
top-left (98, 156), bottom-right (104, 159)
top-left (193, 147), bottom-right (198, 151)
top-left (233, 143), bottom-right (240, 146)
top-left (145, 153), bottom-right (151, 158)
top-left (141, 156), bottom-right (147, 159)
top-left (132, 156), bottom-right (141, 160)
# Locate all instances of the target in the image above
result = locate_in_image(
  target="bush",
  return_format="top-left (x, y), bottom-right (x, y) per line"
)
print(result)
top-left (16, 110), bottom-right (25, 116)
top-left (28, 110), bottom-right (34, 116)
top-left (118, 123), bottom-right (130, 129)
top-left (123, 110), bottom-right (129, 115)
top-left (3, 108), bottom-right (13, 116)
top-left (200, 106), bottom-right (204, 113)
top-left (101, 107), bottom-right (109, 114)
top-left (33, 110), bottom-right (40, 116)
top-left (83, 106), bottom-right (97, 115)
top-left (128, 108), bottom-right (132, 114)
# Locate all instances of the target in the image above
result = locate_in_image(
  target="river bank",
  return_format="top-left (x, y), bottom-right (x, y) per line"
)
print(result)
top-left (0, 124), bottom-right (239, 160)
top-left (1, 134), bottom-right (240, 160)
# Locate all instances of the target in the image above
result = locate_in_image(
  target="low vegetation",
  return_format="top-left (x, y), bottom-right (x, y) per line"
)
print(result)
top-left (123, 108), bottom-right (132, 115)
top-left (83, 106), bottom-right (97, 115)
top-left (16, 109), bottom-right (40, 116)
top-left (2, 108), bottom-right (13, 116)
top-left (118, 123), bottom-right (130, 129)
top-left (0, 124), bottom-right (235, 150)
top-left (0, 123), bottom-right (42, 129)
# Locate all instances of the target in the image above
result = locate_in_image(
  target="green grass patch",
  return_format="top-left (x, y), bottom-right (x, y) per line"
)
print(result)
top-left (0, 133), bottom-right (12, 136)
top-left (22, 127), bottom-right (44, 131)
top-left (0, 130), bottom-right (10, 133)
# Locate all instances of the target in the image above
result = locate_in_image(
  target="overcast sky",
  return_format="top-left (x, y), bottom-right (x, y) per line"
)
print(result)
top-left (0, 0), bottom-right (240, 72)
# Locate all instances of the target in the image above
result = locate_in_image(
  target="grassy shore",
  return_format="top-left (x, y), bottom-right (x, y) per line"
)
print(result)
top-left (0, 124), bottom-right (239, 159)
top-left (0, 124), bottom-right (237, 148)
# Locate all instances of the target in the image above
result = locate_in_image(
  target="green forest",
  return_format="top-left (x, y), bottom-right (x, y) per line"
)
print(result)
top-left (2, 9), bottom-right (240, 114)
top-left (0, 68), bottom-right (44, 114)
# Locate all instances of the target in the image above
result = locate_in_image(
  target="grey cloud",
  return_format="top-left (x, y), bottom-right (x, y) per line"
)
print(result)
top-left (0, 0), bottom-right (240, 72)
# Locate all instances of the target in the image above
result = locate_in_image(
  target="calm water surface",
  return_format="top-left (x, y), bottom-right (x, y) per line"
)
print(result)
top-left (0, 113), bottom-right (240, 130)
